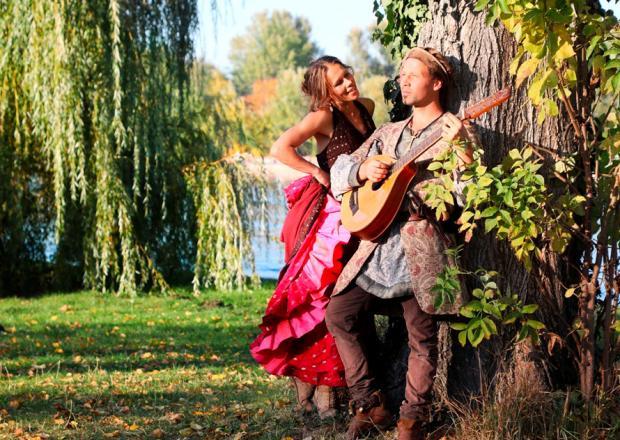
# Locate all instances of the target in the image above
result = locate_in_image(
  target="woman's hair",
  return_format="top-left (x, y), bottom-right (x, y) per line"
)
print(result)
top-left (301, 56), bottom-right (353, 112)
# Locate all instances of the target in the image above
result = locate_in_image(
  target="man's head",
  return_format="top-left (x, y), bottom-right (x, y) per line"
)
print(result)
top-left (397, 47), bottom-right (453, 109)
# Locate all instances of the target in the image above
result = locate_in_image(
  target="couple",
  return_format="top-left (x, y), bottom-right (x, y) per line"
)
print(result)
top-left (250, 47), bottom-right (475, 440)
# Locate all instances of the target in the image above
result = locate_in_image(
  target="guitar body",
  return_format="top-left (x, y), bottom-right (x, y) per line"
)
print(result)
top-left (340, 155), bottom-right (418, 241)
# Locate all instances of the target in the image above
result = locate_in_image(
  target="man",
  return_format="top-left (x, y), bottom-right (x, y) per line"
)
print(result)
top-left (326, 47), bottom-right (476, 440)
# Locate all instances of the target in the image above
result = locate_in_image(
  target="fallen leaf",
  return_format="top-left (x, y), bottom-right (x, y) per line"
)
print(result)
top-left (150, 428), bottom-right (165, 438)
top-left (178, 427), bottom-right (194, 437)
top-left (8, 400), bottom-right (20, 409)
top-left (103, 431), bottom-right (121, 438)
top-left (190, 422), bottom-right (203, 431)
top-left (165, 412), bottom-right (183, 424)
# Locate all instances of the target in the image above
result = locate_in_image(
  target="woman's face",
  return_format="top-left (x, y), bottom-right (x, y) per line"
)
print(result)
top-left (325, 63), bottom-right (359, 103)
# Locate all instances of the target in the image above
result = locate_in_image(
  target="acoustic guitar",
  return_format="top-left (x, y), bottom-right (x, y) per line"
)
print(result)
top-left (340, 87), bottom-right (511, 241)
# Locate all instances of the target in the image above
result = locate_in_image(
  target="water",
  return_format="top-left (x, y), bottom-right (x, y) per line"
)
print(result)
top-left (249, 187), bottom-right (287, 280)
top-left (252, 234), bottom-right (284, 280)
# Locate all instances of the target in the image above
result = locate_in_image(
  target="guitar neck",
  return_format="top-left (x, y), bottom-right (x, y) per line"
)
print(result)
top-left (390, 87), bottom-right (512, 174)
top-left (391, 125), bottom-right (444, 174)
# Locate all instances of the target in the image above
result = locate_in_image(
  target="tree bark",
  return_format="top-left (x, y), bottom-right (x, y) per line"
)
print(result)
top-left (379, 0), bottom-right (579, 411)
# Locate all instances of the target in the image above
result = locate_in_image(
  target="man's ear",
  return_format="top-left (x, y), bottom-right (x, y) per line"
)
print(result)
top-left (433, 79), bottom-right (443, 93)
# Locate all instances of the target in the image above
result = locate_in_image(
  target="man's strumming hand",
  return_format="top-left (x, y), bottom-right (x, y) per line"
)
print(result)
top-left (358, 157), bottom-right (392, 183)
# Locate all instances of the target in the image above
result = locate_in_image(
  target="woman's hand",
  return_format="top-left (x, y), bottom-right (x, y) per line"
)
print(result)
top-left (312, 167), bottom-right (330, 187)
top-left (358, 158), bottom-right (392, 183)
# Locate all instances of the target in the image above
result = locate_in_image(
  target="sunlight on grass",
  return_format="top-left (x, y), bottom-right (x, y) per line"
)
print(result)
top-left (0, 286), bottom-right (345, 439)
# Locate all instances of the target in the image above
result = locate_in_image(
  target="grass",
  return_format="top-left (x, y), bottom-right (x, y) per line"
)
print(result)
top-left (0, 286), bottom-right (353, 440)
top-left (1, 287), bottom-right (617, 440)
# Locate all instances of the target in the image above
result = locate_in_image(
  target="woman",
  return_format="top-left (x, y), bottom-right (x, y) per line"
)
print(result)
top-left (249, 56), bottom-right (377, 418)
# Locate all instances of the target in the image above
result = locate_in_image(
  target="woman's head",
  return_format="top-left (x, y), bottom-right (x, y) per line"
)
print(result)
top-left (301, 56), bottom-right (359, 111)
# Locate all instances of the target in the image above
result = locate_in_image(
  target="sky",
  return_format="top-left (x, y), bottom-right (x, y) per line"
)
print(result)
top-left (195, 0), bottom-right (620, 74)
top-left (195, 0), bottom-right (377, 74)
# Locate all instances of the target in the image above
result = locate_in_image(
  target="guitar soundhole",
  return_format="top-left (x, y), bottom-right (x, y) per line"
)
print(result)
top-left (371, 181), bottom-right (383, 191)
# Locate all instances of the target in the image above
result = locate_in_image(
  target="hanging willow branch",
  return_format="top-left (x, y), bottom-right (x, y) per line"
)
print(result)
top-left (184, 156), bottom-right (270, 292)
top-left (0, 0), bottom-right (277, 295)
top-left (0, 0), bottom-right (202, 294)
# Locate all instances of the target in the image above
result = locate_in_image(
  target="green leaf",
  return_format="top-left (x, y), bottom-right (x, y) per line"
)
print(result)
top-left (497, 0), bottom-right (510, 14)
top-left (474, 0), bottom-right (491, 12)
top-left (427, 161), bottom-right (443, 171)
top-left (509, 49), bottom-right (525, 75)
top-left (586, 35), bottom-right (602, 59)
top-left (522, 304), bottom-right (539, 314)
top-left (516, 58), bottom-right (540, 88)
top-left (485, 217), bottom-right (498, 233)
top-left (484, 317), bottom-right (498, 335)
top-left (481, 207), bottom-right (498, 218)
top-left (450, 322), bottom-right (468, 331)
top-left (528, 75), bottom-right (545, 106)
top-left (508, 149), bottom-right (522, 161)
top-left (479, 176), bottom-right (493, 187)
top-left (526, 319), bottom-right (545, 330)
top-left (458, 330), bottom-right (467, 346)
top-left (605, 59), bottom-right (620, 70)
top-left (460, 211), bottom-right (475, 223)
top-left (460, 307), bottom-right (475, 318)
top-left (554, 41), bottom-right (575, 62)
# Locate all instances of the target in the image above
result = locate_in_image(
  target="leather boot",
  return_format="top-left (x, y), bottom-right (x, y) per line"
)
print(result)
top-left (314, 385), bottom-right (337, 419)
top-left (346, 390), bottom-right (392, 440)
top-left (291, 377), bottom-right (315, 414)
top-left (397, 417), bottom-right (424, 440)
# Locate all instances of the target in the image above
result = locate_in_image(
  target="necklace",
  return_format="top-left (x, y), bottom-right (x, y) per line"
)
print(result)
top-left (405, 111), bottom-right (445, 152)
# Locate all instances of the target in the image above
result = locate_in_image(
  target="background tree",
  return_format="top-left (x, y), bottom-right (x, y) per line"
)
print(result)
top-left (0, 0), bottom-right (268, 296)
top-left (229, 10), bottom-right (319, 95)
top-left (346, 25), bottom-right (396, 126)
top-left (346, 26), bottom-right (395, 80)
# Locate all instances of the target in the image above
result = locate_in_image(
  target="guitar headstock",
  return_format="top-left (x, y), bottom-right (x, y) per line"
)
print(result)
top-left (462, 87), bottom-right (512, 120)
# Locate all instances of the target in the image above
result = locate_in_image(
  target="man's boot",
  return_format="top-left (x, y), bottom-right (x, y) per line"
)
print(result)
top-left (314, 385), bottom-right (337, 419)
top-left (397, 417), bottom-right (424, 440)
top-left (291, 377), bottom-right (315, 414)
top-left (346, 390), bottom-right (392, 440)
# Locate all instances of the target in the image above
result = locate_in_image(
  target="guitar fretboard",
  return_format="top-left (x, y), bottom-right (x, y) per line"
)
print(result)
top-left (391, 125), bottom-right (444, 174)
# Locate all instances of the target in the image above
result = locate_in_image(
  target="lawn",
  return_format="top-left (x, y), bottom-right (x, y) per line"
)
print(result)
top-left (0, 286), bottom-right (352, 440)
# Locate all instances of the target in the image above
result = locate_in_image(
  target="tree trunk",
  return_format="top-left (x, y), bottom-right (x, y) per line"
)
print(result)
top-left (378, 0), bottom-right (579, 411)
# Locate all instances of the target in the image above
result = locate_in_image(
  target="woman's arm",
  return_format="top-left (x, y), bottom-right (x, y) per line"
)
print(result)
top-left (270, 109), bottom-right (332, 186)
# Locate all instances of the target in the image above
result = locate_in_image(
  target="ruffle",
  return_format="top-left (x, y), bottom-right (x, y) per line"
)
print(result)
top-left (249, 193), bottom-right (350, 384)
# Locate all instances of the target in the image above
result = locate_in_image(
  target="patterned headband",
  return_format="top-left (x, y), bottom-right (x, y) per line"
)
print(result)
top-left (401, 47), bottom-right (449, 78)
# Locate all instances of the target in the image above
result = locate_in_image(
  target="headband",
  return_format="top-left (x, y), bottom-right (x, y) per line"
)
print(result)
top-left (401, 47), bottom-right (449, 78)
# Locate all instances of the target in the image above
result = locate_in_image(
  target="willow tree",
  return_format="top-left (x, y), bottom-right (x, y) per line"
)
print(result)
top-left (0, 0), bottom-right (263, 295)
top-left (372, 0), bottom-right (619, 428)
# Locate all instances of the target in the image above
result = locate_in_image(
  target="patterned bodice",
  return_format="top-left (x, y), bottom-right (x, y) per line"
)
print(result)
top-left (316, 100), bottom-right (376, 171)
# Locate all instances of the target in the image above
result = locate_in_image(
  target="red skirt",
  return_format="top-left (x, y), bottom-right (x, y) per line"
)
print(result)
top-left (250, 175), bottom-right (351, 386)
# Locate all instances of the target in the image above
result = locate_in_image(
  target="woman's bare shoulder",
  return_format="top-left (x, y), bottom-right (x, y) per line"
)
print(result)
top-left (358, 97), bottom-right (375, 116)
